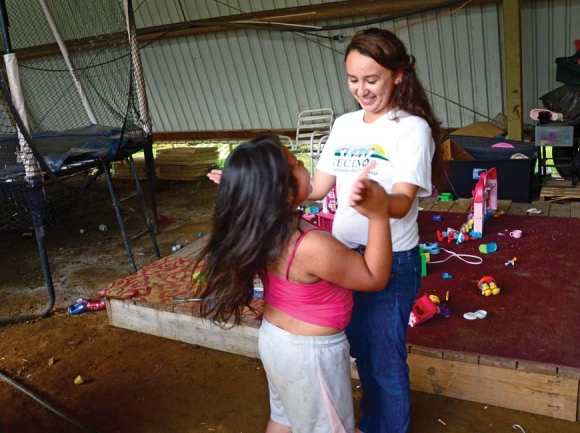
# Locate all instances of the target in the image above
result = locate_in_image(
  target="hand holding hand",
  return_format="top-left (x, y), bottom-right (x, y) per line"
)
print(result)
top-left (207, 169), bottom-right (222, 184)
top-left (349, 162), bottom-right (389, 219)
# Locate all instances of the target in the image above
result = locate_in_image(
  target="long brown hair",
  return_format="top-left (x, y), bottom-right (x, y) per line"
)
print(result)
top-left (192, 135), bottom-right (300, 326)
top-left (346, 28), bottom-right (445, 191)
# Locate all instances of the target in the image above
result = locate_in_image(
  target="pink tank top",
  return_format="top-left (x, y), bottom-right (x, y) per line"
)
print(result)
top-left (261, 228), bottom-right (353, 329)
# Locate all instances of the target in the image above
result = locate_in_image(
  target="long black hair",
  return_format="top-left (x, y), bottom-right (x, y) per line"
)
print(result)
top-left (193, 135), bottom-right (300, 325)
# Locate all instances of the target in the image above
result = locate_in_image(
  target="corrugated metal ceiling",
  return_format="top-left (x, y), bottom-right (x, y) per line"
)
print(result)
top-left (7, 0), bottom-right (576, 135)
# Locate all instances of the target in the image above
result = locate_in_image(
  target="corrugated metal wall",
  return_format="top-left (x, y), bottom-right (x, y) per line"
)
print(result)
top-left (522, 0), bottom-right (580, 117)
top-left (133, 0), bottom-right (579, 134)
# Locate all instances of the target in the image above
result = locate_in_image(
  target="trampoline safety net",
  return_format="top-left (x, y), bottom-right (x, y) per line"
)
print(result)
top-left (0, 0), bottom-right (152, 231)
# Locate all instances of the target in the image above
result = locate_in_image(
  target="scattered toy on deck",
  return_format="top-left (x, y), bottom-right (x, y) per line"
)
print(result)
top-left (422, 242), bottom-right (440, 254)
top-left (467, 167), bottom-right (499, 239)
top-left (408, 293), bottom-right (453, 327)
top-left (435, 212), bottom-right (478, 245)
top-left (437, 192), bottom-right (454, 201)
top-left (463, 309), bottom-right (487, 320)
top-left (493, 209), bottom-right (505, 218)
top-left (478, 242), bottom-right (498, 254)
top-left (429, 294), bottom-right (452, 318)
top-left (437, 227), bottom-right (473, 244)
top-left (423, 242), bottom-right (483, 266)
top-left (509, 229), bottom-right (522, 239)
top-left (505, 257), bottom-right (517, 267)
top-left (478, 275), bottom-right (500, 296)
top-left (438, 304), bottom-right (451, 318)
top-left (409, 294), bottom-right (439, 327)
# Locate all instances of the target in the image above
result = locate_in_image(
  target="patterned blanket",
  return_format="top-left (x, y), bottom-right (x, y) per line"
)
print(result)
top-left (95, 256), bottom-right (263, 319)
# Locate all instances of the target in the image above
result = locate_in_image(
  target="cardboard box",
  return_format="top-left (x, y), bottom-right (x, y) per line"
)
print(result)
top-left (442, 138), bottom-right (475, 161)
top-left (450, 122), bottom-right (505, 138)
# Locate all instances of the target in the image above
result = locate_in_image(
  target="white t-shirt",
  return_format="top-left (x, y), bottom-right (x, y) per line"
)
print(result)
top-left (316, 109), bottom-right (435, 251)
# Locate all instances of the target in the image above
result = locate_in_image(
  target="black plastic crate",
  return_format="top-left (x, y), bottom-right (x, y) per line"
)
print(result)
top-left (444, 135), bottom-right (537, 203)
top-left (556, 57), bottom-right (580, 87)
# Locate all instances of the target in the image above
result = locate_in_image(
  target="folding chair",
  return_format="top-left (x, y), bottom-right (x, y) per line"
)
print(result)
top-left (281, 108), bottom-right (334, 175)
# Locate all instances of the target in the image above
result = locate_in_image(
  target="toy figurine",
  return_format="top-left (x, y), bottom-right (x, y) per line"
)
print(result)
top-left (505, 257), bottom-right (517, 267)
top-left (478, 275), bottom-right (500, 296)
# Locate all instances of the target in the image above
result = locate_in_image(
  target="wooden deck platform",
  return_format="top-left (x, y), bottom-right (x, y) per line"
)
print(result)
top-left (419, 196), bottom-right (580, 218)
top-left (107, 294), bottom-right (580, 422)
top-left (539, 177), bottom-right (580, 202)
top-left (104, 199), bottom-right (580, 422)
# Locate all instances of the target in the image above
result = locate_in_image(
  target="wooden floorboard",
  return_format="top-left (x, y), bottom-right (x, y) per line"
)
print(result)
top-left (418, 197), bottom-right (580, 218)
top-left (529, 201), bottom-right (551, 216)
top-left (418, 196), bottom-right (437, 211)
top-left (507, 202), bottom-right (530, 216)
top-left (430, 199), bottom-right (455, 212)
top-left (539, 178), bottom-right (580, 201)
top-left (496, 199), bottom-right (512, 212)
top-left (448, 198), bottom-right (472, 213)
top-left (572, 202), bottom-right (580, 218)
top-left (549, 202), bottom-right (572, 217)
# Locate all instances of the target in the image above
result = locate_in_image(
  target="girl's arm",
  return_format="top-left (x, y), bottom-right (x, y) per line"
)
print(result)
top-left (308, 169), bottom-right (336, 201)
top-left (299, 164), bottom-right (392, 292)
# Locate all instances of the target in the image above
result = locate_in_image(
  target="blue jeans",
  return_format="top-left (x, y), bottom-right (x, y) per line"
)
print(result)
top-left (346, 247), bottom-right (421, 433)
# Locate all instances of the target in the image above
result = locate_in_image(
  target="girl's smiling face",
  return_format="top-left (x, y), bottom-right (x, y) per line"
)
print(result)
top-left (346, 50), bottom-right (400, 123)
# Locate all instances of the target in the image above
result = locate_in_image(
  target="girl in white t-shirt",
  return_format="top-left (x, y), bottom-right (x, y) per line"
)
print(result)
top-left (310, 28), bottom-right (444, 433)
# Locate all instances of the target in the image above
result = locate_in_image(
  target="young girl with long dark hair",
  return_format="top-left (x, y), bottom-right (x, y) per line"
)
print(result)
top-left (196, 135), bottom-right (392, 433)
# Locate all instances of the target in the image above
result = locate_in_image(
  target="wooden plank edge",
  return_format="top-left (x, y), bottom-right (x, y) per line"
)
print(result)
top-left (408, 353), bottom-right (578, 421)
top-left (107, 299), bottom-right (260, 358)
top-left (106, 299), bottom-right (580, 422)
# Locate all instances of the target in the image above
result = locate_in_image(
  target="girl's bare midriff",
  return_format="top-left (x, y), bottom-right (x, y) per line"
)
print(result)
top-left (263, 303), bottom-right (342, 336)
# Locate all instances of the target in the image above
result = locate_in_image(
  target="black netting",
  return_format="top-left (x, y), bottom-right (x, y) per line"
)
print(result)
top-left (0, 0), bottom-right (151, 231)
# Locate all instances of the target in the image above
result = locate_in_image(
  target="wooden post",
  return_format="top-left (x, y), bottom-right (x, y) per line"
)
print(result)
top-left (503, 0), bottom-right (523, 141)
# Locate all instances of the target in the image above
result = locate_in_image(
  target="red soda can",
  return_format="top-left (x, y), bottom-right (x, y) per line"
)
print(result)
top-left (85, 299), bottom-right (106, 311)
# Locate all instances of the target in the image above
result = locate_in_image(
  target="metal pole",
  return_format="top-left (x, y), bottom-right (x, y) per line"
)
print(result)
top-left (0, 0), bottom-right (12, 54)
top-left (38, 0), bottom-right (98, 125)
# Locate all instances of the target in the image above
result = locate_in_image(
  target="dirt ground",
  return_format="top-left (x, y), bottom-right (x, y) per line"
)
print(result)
top-left (0, 177), bottom-right (578, 433)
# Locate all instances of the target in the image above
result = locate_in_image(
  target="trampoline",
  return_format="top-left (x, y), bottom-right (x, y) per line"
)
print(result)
top-left (0, 0), bottom-right (160, 324)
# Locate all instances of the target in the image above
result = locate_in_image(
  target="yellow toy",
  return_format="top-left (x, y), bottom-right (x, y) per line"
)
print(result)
top-left (478, 276), bottom-right (500, 296)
